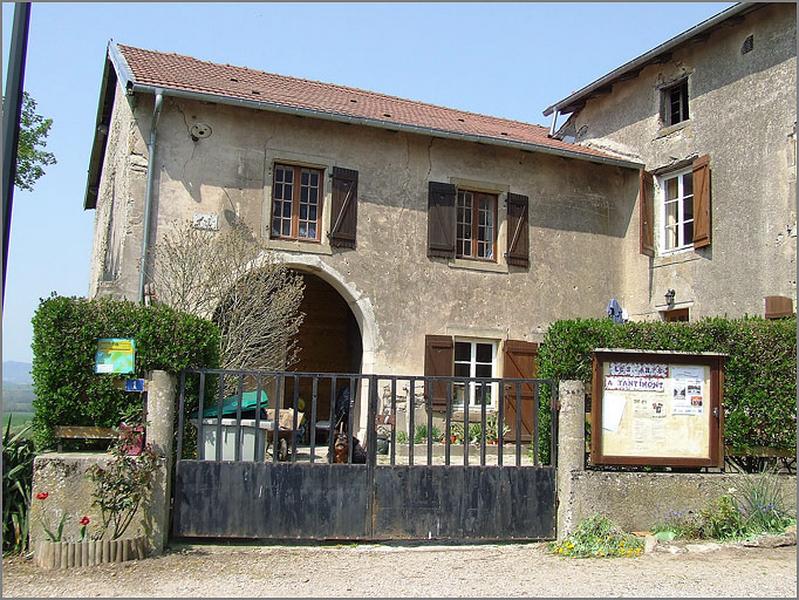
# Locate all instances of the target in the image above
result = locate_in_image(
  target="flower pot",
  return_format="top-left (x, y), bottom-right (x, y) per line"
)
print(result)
top-left (119, 424), bottom-right (144, 456)
top-left (37, 536), bottom-right (148, 569)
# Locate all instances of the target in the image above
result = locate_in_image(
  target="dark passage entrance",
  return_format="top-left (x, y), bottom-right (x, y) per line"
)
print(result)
top-left (283, 272), bottom-right (362, 440)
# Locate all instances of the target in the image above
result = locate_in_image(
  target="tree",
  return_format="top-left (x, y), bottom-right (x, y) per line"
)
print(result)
top-left (149, 220), bottom-right (305, 372)
top-left (14, 92), bottom-right (56, 191)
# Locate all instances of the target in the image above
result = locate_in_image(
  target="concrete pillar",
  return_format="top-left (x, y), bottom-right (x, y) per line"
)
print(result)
top-left (145, 370), bottom-right (176, 555)
top-left (556, 379), bottom-right (586, 540)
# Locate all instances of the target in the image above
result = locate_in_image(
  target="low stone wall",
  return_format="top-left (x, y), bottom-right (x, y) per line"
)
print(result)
top-left (562, 469), bottom-right (797, 532)
top-left (29, 370), bottom-right (175, 561)
top-left (556, 380), bottom-right (798, 537)
top-left (29, 453), bottom-right (151, 554)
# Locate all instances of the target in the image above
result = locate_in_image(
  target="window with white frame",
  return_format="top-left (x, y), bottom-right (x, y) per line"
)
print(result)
top-left (659, 169), bottom-right (694, 253)
top-left (453, 339), bottom-right (497, 408)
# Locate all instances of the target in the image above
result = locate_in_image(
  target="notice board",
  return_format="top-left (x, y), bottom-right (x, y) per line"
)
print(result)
top-left (591, 349), bottom-right (725, 468)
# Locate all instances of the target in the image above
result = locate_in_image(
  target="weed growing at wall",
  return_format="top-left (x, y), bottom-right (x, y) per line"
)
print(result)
top-left (651, 473), bottom-right (794, 541)
top-left (537, 317), bottom-right (796, 463)
top-left (31, 295), bottom-right (220, 449)
top-left (549, 514), bottom-right (643, 558)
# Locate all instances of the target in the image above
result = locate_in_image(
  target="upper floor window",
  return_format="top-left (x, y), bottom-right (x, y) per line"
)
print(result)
top-left (662, 79), bottom-right (689, 127)
top-left (271, 164), bottom-right (323, 241)
top-left (660, 168), bottom-right (693, 253)
top-left (456, 190), bottom-right (497, 261)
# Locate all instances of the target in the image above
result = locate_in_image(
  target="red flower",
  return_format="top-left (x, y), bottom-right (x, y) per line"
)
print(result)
top-left (79, 516), bottom-right (90, 526)
top-left (36, 492), bottom-right (49, 500)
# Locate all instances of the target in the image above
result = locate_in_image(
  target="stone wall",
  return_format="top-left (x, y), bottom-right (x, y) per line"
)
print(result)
top-left (556, 380), bottom-right (797, 537)
top-left (29, 371), bottom-right (175, 559)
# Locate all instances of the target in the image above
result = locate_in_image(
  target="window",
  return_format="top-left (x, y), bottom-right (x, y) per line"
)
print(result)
top-left (456, 190), bottom-right (497, 261)
top-left (271, 164), bottom-right (323, 241)
top-left (660, 169), bottom-right (694, 253)
top-left (453, 340), bottom-right (497, 408)
top-left (662, 80), bottom-right (689, 127)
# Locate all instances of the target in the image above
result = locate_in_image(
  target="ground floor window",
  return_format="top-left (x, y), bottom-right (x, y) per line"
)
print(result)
top-left (662, 307), bottom-right (689, 322)
top-left (453, 339), bottom-right (497, 407)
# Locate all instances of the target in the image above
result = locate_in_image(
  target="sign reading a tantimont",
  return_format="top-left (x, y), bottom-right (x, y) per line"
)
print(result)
top-left (95, 338), bottom-right (136, 374)
top-left (591, 348), bottom-right (726, 468)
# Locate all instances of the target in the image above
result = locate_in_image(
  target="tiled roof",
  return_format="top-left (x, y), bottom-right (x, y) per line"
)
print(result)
top-left (115, 44), bottom-right (628, 164)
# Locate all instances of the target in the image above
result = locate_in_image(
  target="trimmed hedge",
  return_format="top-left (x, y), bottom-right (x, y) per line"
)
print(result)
top-left (537, 317), bottom-right (796, 457)
top-left (31, 295), bottom-right (220, 449)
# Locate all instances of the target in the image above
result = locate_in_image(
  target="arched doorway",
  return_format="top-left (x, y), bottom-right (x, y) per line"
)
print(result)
top-left (292, 272), bottom-right (363, 375)
top-left (283, 271), bottom-right (363, 443)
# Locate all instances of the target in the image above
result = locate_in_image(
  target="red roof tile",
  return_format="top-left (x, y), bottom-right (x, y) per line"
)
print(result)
top-left (116, 44), bottom-right (626, 164)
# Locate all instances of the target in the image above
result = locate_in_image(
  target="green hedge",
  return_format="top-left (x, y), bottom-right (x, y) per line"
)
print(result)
top-left (537, 317), bottom-right (796, 457)
top-left (31, 295), bottom-right (220, 449)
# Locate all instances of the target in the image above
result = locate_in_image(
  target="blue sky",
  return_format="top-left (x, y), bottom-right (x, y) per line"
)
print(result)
top-left (2, 2), bottom-right (733, 363)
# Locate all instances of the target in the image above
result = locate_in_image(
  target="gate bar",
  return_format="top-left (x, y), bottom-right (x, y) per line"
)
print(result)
top-left (215, 374), bottom-right (224, 462)
top-left (328, 375), bottom-right (337, 463)
top-left (515, 382), bottom-right (522, 467)
top-left (390, 379), bottom-right (397, 466)
top-left (309, 377), bottom-right (318, 463)
top-left (234, 374), bottom-right (244, 462)
top-left (408, 378), bottom-right (415, 466)
top-left (497, 382), bottom-right (505, 467)
top-left (480, 381), bottom-right (487, 466)
top-left (254, 375), bottom-right (263, 462)
top-left (176, 371), bottom-right (186, 460)
top-left (197, 372), bottom-right (206, 460)
top-left (426, 377), bottom-right (433, 466)
top-left (444, 381), bottom-right (452, 466)
top-left (291, 374), bottom-right (299, 462)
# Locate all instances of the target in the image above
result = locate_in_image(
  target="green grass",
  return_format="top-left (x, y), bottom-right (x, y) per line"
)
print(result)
top-left (3, 413), bottom-right (33, 435)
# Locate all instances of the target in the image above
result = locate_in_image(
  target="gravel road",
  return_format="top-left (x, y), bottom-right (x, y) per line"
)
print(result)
top-left (3, 542), bottom-right (796, 597)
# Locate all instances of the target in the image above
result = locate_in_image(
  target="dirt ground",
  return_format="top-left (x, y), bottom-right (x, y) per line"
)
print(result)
top-left (2, 541), bottom-right (796, 598)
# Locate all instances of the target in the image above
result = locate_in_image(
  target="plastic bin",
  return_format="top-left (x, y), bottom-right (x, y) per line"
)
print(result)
top-left (197, 418), bottom-right (273, 461)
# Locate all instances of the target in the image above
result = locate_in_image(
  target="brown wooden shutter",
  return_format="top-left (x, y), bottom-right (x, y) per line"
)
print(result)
top-left (328, 167), bottom-right (358, 248)
top-left (502, 340), bottom-right (539, 442)
top-left (427, 182), bottom-right (456, 258)
top-left (505, 193), bottom-right (529, 268)
top-left (424, 335), bottom-right (453, 410)
top-left (692, 154), bottom-right (711, 249)
top-left (639, 169), bottom-right (655, 257)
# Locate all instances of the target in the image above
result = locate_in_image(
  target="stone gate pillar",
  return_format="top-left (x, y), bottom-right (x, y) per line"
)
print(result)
top-left (556, 380), bottom-right (586, 540)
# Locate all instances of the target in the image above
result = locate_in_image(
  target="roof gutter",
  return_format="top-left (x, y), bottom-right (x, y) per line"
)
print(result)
top-left (126, 82), bottom-right (641, 170)
top-left (138, 89), bottom-right (163, 304)
top-left (543, 2), bottom-right (759, 117)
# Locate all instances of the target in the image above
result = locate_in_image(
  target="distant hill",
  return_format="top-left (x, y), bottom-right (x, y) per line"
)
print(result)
top-left (3, 361), bottom-right (34, 414)
top-left (3, 361), bottom-right (32, 385)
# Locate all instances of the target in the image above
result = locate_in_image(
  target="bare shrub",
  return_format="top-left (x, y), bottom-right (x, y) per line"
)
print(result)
top-left (149, 220), bottom-right (305, 371)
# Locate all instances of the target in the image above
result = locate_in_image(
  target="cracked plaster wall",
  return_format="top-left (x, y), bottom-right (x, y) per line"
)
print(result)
top-left (88, 86), bottom-right (639, 376)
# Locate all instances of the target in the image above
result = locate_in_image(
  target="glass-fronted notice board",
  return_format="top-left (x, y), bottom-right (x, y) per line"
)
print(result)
top-left (591, 349), bottom-right (726, 468)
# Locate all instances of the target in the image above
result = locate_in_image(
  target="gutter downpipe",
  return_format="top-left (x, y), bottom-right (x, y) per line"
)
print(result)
top-left (138, 89), bottom-right (164, 304)
top-left (549, 110), bottom-right (559, 137)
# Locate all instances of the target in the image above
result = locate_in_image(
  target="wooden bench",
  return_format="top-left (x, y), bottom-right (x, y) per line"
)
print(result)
top-left (54, 426), bottom-right (117, 452)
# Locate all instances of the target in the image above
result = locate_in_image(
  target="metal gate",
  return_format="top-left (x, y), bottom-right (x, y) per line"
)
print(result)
top-left (171, 370), bottom-right (558, 541)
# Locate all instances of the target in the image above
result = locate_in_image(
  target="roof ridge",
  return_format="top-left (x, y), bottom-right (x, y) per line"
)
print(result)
top-left (116, 43), bottom-right (549, 132)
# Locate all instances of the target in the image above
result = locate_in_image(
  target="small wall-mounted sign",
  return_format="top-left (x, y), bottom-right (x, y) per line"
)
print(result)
top-left (95, 338), bottom-right (136, 374)
top-left (192, 213), bottom-right (219, 231)
top-left (124, 378), bottom-right (146, 393)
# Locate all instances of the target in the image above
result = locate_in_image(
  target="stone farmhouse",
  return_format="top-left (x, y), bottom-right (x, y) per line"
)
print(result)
top-left (83, 3), bottom-right (795, 433)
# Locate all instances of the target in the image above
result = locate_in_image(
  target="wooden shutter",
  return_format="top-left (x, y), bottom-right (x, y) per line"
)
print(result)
top-left (424, 335), bottom-right (453, 410)
top-left (427, 182), bottom-right (456, 258)
top-left (692, 154), bottom-right (711, 249)
top-left (505, 193), bottom-right (529, 268)
top-left (328, 167), bottom-right (358, 248)
top-left (639, 169), bottom-right (655, 257)
top-left (502, 340), bottom-right (539, 442)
